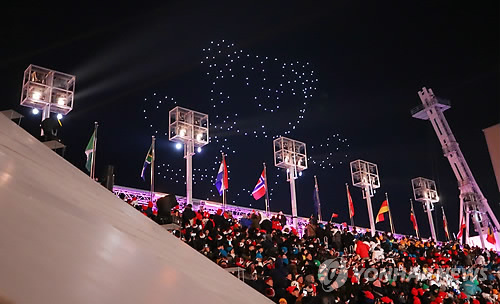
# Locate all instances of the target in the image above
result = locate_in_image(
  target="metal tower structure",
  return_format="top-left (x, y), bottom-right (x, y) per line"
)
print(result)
top-left (350, 159), bottom-right (380, 237)
top-left (411, 87), bottom-right (500, 247)
top-left (169, 106), bottom-right (209, 207)
top-left (273, 136), bottom-right (307, 229)
top-left (411, 177), bottom-right (439, 240)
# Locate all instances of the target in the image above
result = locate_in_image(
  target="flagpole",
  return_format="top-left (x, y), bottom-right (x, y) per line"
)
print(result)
top-left (385, 192), bottom-right (395, 234)
top-left (314, 175), bottom-right (322, 222)
top-left (346, 183), bottom-right (354, 227)
top-left (150, 136), bottom-right (155, 203)
top-left (263, 162), bottom-right (270, 216)
top-left (91, 122), bottom-right (98, 180)
top-left (442, 206), bottom-right (450, 241)
top-left (222, 152), bottom-right (226, 211)
top-left (410, 199), bottom-right (420, 239)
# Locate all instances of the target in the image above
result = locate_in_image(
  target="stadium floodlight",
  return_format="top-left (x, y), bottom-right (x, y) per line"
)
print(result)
top-left (20, 64), bottom-right (75, 135)
top-left (32, 108), bottom-right (39, 115)
top-left (169, 106), bottom-right (209, 207)
top-left (350, 159), bottom-right (380, 237)
top-left (273, 136), bottom-right (307, 229)
top-left (412, 177), bottom-right (439, 240)
top-left (56, 113), bottom-right (63, 120)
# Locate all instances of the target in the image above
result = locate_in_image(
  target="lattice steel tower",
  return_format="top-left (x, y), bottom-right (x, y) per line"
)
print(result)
top-left (411, 87), bottom-right (500, 247)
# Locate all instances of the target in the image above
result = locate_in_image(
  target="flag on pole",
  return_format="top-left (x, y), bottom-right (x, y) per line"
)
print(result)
top-left (347, 184), bottom-right (355, 218)
top-left (457, 214), bottom-right (466, 239)
top-left (252, 169), bottom-right (267, 200)
top-left (85, 129), bottom-right (96, 172)
top-left (487, 226), bottom-right (496, 245)
top-left (313, 176), bottom-right (322, 221)
top-left (410, 211), bottom-right (418, 234)
top-left (442, 207), bottom-right (450, 240)
top-left (215, 156), bottom-right (228, 195)
top-left (375, 200), bottom-right (390, 223)
top-left (141, 143), bottom-right (154, 180)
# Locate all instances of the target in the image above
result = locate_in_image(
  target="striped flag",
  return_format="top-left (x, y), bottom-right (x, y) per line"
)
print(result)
top-left (215, 155), bottom-right (228, 195)
top-left (442, 207), bottom-right (450, 240)
top-left (375, 200), bottom-right (390, 223)
top-left (141, 143), bottom-right (154, 180)
top-left (410, 211), bottom-right (418, 234)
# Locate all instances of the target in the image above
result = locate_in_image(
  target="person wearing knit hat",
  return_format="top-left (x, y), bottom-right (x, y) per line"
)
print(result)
top-left (381, 296), bottom-right (393, 303)
top-left (279, 299), bottom-right (287, 304)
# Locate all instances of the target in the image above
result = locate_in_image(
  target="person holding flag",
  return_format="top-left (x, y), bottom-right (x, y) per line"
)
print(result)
top-left (215, 153), bottom-right (229, 210)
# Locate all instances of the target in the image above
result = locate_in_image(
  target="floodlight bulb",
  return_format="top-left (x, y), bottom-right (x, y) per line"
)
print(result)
top-left (196, 133), bottom-right (203, 141)
top-left (57, 97), bottom-right (66, 105)
top-left (56, 113), bottom-right (63, 120)
top-left (32, 91), bottom-right (41, 100)
top-left (179, 128), bottom-right (186, 136)
top-left (299, 171), bottom-right (303, 177)
top-left (197, 147), bottom-right (202, 153)
top-left (32, 108), bottom-right (39, 115)
top-left (175, 143), bottom-right (182, 150)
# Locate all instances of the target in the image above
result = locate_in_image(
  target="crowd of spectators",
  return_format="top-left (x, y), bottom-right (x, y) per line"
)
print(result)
top-left (121, 195), bottom-right (500, 304)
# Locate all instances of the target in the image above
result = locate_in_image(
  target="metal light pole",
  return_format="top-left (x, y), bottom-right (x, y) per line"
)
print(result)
top-left (273, 136), bottom-right (307, 229)
top-left (412, 177), bottom-right (439, 240)
top-left (20, 65), bottom-right (76, 135)
top-left (169, 107), bottom-right (209, 207)
top-left (350, 160), bottom-right (380, 237)
top-left (462, 192), bottom-right (486, 248)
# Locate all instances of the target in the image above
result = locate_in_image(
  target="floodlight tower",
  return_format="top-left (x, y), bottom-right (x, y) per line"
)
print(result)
top-left (411, 87), bottom-right (499, 247)
top-left (411, 177), bottom-right (439, 240)
top-left (169, 106), bottom-right (209, 207)
top-left (20, 65), bottom-right (75, 135)
top-left (273, 136), bottom-right (307, 229)
top-left (350, 159), bottom-right (380, 237)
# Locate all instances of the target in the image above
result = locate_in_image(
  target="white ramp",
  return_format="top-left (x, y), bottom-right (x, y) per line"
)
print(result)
top-left (0, 114), bottom-right (271, 304)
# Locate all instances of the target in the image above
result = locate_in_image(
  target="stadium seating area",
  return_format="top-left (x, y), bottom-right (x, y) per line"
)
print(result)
top-left (123, 197), bottom-right (500, 304)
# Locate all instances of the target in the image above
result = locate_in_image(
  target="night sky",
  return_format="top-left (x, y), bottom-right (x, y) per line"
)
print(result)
top-left (2, 2), bottom-right (499, 238)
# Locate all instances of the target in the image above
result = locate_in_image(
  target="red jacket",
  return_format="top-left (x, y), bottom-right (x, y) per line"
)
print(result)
top-left (356, 240), bottom-right (370, 259)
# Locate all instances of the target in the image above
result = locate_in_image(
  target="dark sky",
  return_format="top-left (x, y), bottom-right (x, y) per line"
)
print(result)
top-left (2, 1), bottom-right (499, 238)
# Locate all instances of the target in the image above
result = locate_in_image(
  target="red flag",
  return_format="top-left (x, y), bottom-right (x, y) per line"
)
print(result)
top-left (251, 169), bottom-right (267, 200)
top-left (410, 212), bottom-right (418, 233)
top-left (347, 185), bottom-right (355, 218)
top-left (487, 227), bottom-right (496, 245)
top-left (331, 213), bottom-right (339, 218)
top-left (376, 200), bottom-right (389, 223)
top-left (457, 215), bottom-right (466, 239)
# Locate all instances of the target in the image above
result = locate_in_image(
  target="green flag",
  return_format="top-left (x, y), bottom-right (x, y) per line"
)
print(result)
top-left (85, 131), bottom-right (95, 172)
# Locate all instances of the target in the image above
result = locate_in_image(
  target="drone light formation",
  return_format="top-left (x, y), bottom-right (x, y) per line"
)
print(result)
top-left (142, 40), bottom-right (350, 206)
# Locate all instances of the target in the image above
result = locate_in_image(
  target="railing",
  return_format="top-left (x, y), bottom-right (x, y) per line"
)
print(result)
top-left (113, 185), bottom-right (414, 239)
